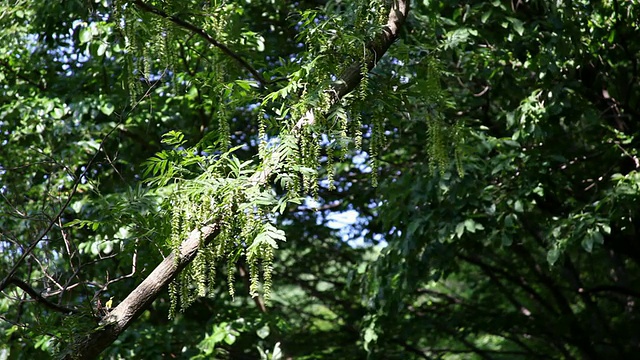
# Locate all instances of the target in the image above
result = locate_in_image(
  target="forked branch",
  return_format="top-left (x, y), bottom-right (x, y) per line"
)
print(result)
top-left (3, 277), bottom-right (79, 315)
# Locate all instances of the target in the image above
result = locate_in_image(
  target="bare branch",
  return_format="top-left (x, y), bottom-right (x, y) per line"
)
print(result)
top-left (0, 124), bottom-right (120, 294)
top-left (92, 246), bottom-right (138, 303)
top-left (3, 277), bottom-right (79, 315)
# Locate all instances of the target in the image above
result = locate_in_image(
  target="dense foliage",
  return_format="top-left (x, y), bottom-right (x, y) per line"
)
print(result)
top-left (1, 0), bottom-right (639, 359)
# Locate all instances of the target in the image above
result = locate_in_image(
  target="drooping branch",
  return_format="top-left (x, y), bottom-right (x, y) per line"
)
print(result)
top-left (61, 1), bottom-right (410, 358)
top-left (132, 0), bottom-right (269, 87)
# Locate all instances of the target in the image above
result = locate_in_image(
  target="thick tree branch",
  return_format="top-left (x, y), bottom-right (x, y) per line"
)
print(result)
top-left (60, 224), bottom-right (221, 360)
top-left (132, 0), bottom-right (268, 87)
top-left (330, 0), bottom-right (410, 102)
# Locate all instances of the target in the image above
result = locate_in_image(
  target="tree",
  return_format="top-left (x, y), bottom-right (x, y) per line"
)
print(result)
top-left (2, 0), bottom-right (413, 358)
top-left (2, 0), bottom-right (640, 359)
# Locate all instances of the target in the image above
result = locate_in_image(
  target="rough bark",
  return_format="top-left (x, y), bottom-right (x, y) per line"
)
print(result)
top-left (61, 1), bottom-right (409, 358)
top-left (331, 0), bottom-right (410, 102)
top-left (60, 224), bottom-right (220, 360)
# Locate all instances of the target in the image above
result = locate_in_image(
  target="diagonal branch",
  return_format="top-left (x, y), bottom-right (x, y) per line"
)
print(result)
top-left (132, 0), bottom-right (268, 87)
top-left (60, 224), bottom-right (221, 360)
top-left (330, 0), bottom-right (410, 102)
top-left (0, 123), bottom-right (120, 295)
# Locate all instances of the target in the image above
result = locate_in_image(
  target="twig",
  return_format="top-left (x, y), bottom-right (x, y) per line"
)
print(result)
top-left (0, 124), bottom-right (118, 293)
top-left (3, 277), bottom-right (79, 314)
top-left (92, 246), bottom-right (138, 304)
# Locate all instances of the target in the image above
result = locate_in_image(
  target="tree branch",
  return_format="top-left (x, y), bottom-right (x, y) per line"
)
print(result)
top-left (132, 0), bottom-right (268, 87)
top-left (0, 123), bottom-right (119, 295)
top-left (3, 277), bottom-right (79, 315)
top-left (330, 0), bottom-right (410, 102)
top-left (60, 224), bottom-right (221, 360)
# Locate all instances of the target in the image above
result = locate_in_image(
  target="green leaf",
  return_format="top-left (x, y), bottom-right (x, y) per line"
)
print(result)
top-left (464, 218), bottom-right (477, 233)
top-left (583, 230), bottom-right (604, 253)
top-left (70, 200), bottom-right (84, 213)
top-left (52, 107), bottom-right (66, 119)
top-left (100, 103), bottom-right (114, 116)
top-left (363, 327), bottom-right (378, 352)
top-left (592, 231), bottom-right (604, 245)
top-left (501, 233), bottom-right (513, 246)
top-left (97, 43), bottom-right (108, 56)
top-left (455, 222), bottom-right (465, 238)
top-left (513, 200), bottom-right (523, 213)
top-left (256, 325), bottom-right (270, 339)
top-left (507, 17), bottom-right (525, 36)
top-left (443, 28), bottom-right (474, 49)
top-left (582, 237), bottom-right (593, 252)
top-left (256, 37), bottom-right (265, 52)
top-left (407, 220), bottom-right (422, 237)
top-left (79, 27), bottom-right (92, 44)
top-left (481, 10), bottom-right (492, 23)
top-left (223, 333), bottom-right (236, 345)
top-left (161, 130), bottom-right (186, 146)
top-left (504, 213), bottom-right (517, 227)
top-left (271, 343), bottom-right (283, 360)
top-left (268, 228), bottom-right (286, 241)
top-left (547, 247), bottom-right (560, 265)
top-left (235, 80), bottom-right (258, 91)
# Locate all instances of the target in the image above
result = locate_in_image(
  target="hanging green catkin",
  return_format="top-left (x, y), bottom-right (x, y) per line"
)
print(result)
top-left (326, 145), bottom-right (336, 191)
top-left (227, 256), bottom-right (236, 299)
top-left (258, 110), bottom-right (267, 158)
top-left (193, 248), bottom-right (207, 297)
top-left (262, 245), bottom-right (274, 301)
top-left (248, 251), bottom-right (260, 298)
top-left (168, 281), bottom-right (178, 319)
top-left (353, 111), bottom-right (363, 151)
top-left (204, 246), bottom-right (217, 297)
